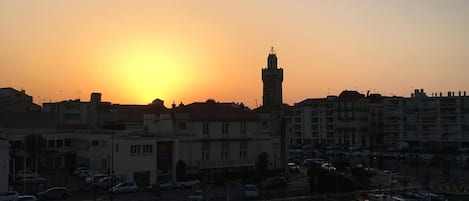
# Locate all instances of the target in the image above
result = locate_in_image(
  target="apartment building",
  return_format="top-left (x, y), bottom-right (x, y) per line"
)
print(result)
top-left (291, 90), bottom-right (374, 148)
top-left (0, 87), bottom-right (41, 112)
top-left (0, 137), bottom-right (9, 192)
top-left (143, 100), bottom-right (285, 178)
top-left (383, 89), bottom-right (469, 151)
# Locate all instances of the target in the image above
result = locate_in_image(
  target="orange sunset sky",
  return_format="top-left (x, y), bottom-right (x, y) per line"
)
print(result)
top-left (1, 0), bottom-right (468, 108)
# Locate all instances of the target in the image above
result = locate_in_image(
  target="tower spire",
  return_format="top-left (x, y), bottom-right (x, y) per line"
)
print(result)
top-left (262, 47), bottom-right (283, 110)
top-left (270, 46), bottom-right (276, 55)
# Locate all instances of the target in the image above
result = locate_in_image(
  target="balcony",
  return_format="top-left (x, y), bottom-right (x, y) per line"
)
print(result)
top-left (199, 159), bottom-right (255, 169)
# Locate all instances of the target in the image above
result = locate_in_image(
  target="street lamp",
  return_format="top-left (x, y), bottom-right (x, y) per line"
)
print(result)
top-left (110, 129), bottom-right (114, 201)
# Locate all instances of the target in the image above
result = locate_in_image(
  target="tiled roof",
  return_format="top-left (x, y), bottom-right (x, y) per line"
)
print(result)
top-left (175, 100), bottom-right (258, 121)
top-left (337, 90), bottom-right (365, 102)
top-left (295, 98), bottom-right (326, 106)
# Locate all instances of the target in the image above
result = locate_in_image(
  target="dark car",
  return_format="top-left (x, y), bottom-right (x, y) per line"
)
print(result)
top-left (37, 187), bottom-right (69, 200)
top-left (91, 176), bottom-right (121, 189)
top-left (260, 176), bottom-right (287, 189)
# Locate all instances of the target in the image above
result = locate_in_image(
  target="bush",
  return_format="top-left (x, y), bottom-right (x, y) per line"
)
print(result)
top-left (307, 166), bottom-right (355, 193)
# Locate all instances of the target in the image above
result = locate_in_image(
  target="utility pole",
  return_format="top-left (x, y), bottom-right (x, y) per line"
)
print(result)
top-left (110, 129), bottom-right (114, 201)
top-left (35, 135), bottom-right (38, 175)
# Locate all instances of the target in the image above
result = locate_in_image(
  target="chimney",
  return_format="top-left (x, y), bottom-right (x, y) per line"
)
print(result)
top-left (440, 92), bottom-right (442, 97)
top-left (448, 92), bottom-right (452, 97)
top-left (459, 91), bottom-right (461, 96)
top-left (90, 93), bottom-right (102, 103)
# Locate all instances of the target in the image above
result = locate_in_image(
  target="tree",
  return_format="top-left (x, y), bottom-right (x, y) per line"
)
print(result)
top-left (24, 134), bottom-right (44, 172)
top-left (255, 152), bottom-right (269, 180)
top-left (176, 160), bottom-right (186, 181)
top-left (255, 152), bottom-right (269, 172)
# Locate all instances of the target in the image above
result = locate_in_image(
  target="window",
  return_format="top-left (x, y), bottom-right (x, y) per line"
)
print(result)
top-left (13, 140), bottom-right (22, 148)
top-left (221, 151), bottom-right (228, 160)
top-left (48, 140), bottom-right (55, 148)
top-left (221, 142), bottom-right (229, 160)
top-left (201, 142), bottom-right (210, 160)
top-left (64, 139), bottom-right (71, 147)
top-left (202, 123), bottom-right (209, 135)
top-left (222, 122), bottom-right (229, 134)
top-left (240, 142), bottom-right (247, 159)
top-left (115, 144), bottom-right (119, 152)
top-left (202, 151), bottom-right (209, 160)
top-left (56, 140), bottom-right (63, 148)
top-left (131, 145), bottom-right (142, 155)
top-left (262, 121), bottom-right (269, 129)
top-left (240, 122), bottom-right (247, 134)
top-left (178, 122), bottom-right (187, 130)
top-left (91, 140), bottom-right (99, 147)
top-left (101, 140), bottom-right (107, 148)
top-left (101, 159), bottom-right (107, 169)
top-left (154, 120), bottom-right (159, 128)
top-left (142, 144), bottom-right (153, 154)
top-left (131, 144), bottom-right (153, 155)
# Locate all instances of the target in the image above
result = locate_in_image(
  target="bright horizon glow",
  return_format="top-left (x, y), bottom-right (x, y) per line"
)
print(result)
top-left (1, 1), bottom-right (469, 108)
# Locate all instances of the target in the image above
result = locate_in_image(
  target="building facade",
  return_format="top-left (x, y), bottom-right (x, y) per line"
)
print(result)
top-left (0, 88), bottom-right (41, 112)
top-left (143, 100), bottom-right (283, 178)
top-left (290, 89), bottom-right (469, 151)
top-left (0, 137), bottom-right (9, 192)
top-left (383, 89), bottom-right (469, 151)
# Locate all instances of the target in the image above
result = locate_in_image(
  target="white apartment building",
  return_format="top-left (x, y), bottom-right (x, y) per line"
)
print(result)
top-left (144, 100), bottom-right (286, 179)
top-left (291, 90), bottom-right (373, 148)
top-left (291, 97), bottom-right (336, 146)
top-left (384, 89), bottom-right (469, 150)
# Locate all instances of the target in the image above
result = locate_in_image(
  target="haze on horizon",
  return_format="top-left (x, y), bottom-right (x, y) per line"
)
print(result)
top-left (1, 0), bottom-right (468, 108)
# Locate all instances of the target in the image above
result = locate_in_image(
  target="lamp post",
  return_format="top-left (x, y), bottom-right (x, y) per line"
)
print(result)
top-left (110, 129), bottom-right (114, 201)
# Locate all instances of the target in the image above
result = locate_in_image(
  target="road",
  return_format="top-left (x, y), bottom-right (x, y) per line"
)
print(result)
top-left (51, 171), bottom-right (311, 201)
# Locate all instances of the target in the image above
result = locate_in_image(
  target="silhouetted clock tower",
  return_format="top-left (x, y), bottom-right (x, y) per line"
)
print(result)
top-left (262, 47), bottom-right (283, 110)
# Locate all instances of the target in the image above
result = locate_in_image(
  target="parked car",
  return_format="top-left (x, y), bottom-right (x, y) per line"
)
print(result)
top-left (37, 187), bottom-right (69, 201)
top-left (244, 184), bottom-right (258, 199)
top-left (321, 163), bottom-right (336, 171)
top-left (303, 158), bottom-right (327, 167)
top-left (73, 166), bottom-right (89, 176)
top-left (86, 173), bottom-right (108, 184)
top-left (207, 178), bottom-right (225, 186)
top-left (160, 181), bottom-right (178, 190)
top-left (0, 191), bottom-right (19, 201)
top-left (260, 176), bottom-right (287, 189)
top-left (419, 154), bottom-right (434, 161)
top-left (187, 190), bottom-right (204, 201)
top-left (18, 195), bottom-right (37, 201)
top-left (303, 159), bottom-right (314, 167)
top-left (109, 182), bottom-right (138, 194)
top-left (348, 145), bottom-right (361, 151)
top-left (176, 179), bottom-right (200, 188)
top-left (16, 175), bottom-right (45, 184)
top-left (14, 170), bottom-right (37, 180)
top-left (288, 162), bottom-right (300, 173)
top-left (92, 176), bottom-right (121, 189)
